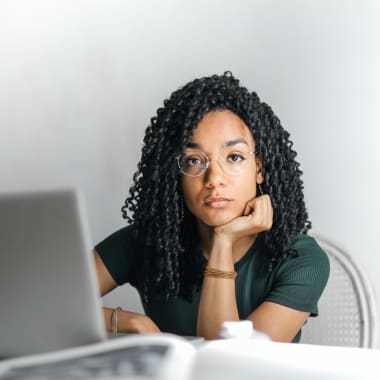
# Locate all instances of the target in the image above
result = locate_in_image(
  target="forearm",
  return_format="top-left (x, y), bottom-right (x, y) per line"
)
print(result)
top-left (197, 240), bottom-right (240, 339)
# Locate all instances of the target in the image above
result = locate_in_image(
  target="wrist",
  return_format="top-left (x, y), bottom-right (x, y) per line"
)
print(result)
top-left (207, 237), bottom-right (234, 269)
top-left (204, 266), bottom-right (237, 280)
top-left (212, 231), bottom-right (233, 250)
top-left (213, 224), bottom-right (244, 248)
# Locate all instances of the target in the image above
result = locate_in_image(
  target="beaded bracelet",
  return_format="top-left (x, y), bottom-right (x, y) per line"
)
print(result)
top-left (204, 266), bottom-right (237, 280)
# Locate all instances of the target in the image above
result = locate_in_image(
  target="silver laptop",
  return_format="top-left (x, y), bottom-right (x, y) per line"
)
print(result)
top-left (0, 189), bottom-right (198, 380)
top-left (0, 189), bottom-right (106, 358)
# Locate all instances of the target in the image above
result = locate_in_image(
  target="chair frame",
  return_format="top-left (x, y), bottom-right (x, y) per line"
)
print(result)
top-left (302, 234), bottom-right (378, 348)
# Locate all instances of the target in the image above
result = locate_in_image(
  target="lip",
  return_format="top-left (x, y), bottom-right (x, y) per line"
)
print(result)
top-left (204, 197), bottom-right (232, 208)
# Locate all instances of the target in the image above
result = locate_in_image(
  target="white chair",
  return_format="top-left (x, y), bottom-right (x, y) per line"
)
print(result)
top-left (300, 234), bottom-right (378, 348)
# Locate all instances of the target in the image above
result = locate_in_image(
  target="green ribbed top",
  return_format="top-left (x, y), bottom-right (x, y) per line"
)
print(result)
top-left (96, 226), bottom-right (329, 342)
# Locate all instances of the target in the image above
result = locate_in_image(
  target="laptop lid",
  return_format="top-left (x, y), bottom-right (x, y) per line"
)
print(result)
top-left (0, 189), bottom-right (107, 358)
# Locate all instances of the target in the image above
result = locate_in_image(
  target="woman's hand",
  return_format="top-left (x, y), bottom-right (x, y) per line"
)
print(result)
top-left (103, 308), bottom-right (161, 334)
top-left (120, 310), bottom-right (161, 334)
top-left (214, 194), bottom-right (273, 246)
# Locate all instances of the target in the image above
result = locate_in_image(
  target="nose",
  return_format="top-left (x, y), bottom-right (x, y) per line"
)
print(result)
top-left (204, 158), bottom-right (226, 188)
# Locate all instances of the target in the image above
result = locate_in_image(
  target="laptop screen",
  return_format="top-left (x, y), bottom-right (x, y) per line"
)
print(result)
top-left (0, 189), bottom-right (106, 358)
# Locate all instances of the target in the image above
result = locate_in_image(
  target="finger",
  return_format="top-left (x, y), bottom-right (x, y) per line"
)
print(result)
top-left (247, 196), bottom-right (272, 230)
top-left (246, 199), bottom-right (263, 225)
top-left (250, 195), bottom-right (271, 216)
top-left (242, 202), bottom-right (253, 216)
top-left (261, 196), bottom-right (273, 229)
top-left (245, 194), bottom-right (265, 211)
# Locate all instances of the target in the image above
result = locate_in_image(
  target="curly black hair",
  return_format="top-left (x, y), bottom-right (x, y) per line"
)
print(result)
top-left (122, 71), bottom-right (311, 301)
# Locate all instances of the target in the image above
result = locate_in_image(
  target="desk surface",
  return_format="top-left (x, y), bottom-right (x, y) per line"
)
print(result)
top-left (2, 336), bottom-right (380, 380)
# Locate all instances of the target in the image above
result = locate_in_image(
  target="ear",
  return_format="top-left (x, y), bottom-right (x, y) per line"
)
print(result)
top-left (256, 159), bottom-right (264, 184)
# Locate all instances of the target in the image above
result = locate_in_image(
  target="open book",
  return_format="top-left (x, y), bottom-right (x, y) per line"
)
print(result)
top-left (0, 333), bottom-right (379, 380)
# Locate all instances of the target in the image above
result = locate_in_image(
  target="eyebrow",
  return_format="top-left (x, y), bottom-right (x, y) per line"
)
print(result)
top-left (185, 138), bottom-right (249, 149)
top-left (224, 138), bottom-right (249, 148)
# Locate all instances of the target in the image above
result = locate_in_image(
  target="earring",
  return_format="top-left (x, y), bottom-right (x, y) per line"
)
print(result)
top-left (257, 183), bottom-right (264, 196)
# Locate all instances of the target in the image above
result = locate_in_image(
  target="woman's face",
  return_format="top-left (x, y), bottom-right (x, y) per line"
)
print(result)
top-left (181, 110), bottom-right (263, 229)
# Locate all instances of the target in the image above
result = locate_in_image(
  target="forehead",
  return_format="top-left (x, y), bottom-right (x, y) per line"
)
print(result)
top-left (188, 110), bottom-right (255, 149)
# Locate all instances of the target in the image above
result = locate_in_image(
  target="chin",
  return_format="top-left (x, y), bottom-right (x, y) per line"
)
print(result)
top-left (202, 212), bottom-right (240, 228)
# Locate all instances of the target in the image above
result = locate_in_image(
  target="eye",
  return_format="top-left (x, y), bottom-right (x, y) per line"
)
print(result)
top-left (185, 155), bottom-right (203, 167)
top-left (227, 153), bottom-right (246, 163)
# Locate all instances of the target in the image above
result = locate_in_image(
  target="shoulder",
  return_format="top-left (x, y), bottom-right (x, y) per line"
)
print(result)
top-left (291, 234), bottom-right (330, 267)
top-left (96, 224), bottom-right (137, 250)
top-left (264, 234), bottom-right (330, 316)
top-left (94, 224), bottom-right (140, 286)
top-left (107, 224), bottom-right (136, 238)
top-left (277, 234), bottom-right (330, 283)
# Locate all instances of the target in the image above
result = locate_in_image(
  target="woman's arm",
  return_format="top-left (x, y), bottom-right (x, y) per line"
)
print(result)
top-left (197, 237), bottom-right (239, 339)
top-left (247, 301), bottom-right (309, 342)
top-left (94, 251), bottom-right (160, 334)
top-left (94, 250), bottom-right (118, 296)
top-left (197, 240), bottom-right (309, 341)
top-left (197, 195), bottom-right (309, 341)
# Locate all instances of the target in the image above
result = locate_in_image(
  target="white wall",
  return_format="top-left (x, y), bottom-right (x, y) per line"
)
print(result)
top-left (1, 0), bottom-right (379, 343)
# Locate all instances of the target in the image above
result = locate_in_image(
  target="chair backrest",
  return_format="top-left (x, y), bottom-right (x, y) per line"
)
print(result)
top-left (300, 234), bottom-right (378, 348)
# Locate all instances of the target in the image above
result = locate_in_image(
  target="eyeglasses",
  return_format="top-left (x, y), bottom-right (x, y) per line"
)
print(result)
top-left (177, 146), bottom-right (257, 177)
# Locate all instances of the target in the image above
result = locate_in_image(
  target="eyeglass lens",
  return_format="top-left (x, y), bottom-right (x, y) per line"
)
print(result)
top-left (178, 146), bottom-right (255, 176)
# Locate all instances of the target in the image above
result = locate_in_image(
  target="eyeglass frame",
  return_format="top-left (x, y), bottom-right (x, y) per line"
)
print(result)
top-left (176, 149), bottom-right (258, 177)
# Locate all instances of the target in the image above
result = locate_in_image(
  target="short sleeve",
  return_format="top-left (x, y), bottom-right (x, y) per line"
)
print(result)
top-left (265, 235), bottom-right (330, 316)
top-left (94, 225), bottom-right (139, 287)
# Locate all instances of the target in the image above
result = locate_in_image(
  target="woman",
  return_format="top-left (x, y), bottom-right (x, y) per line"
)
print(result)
top-left (94, 72), bottom-right (329, 342)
